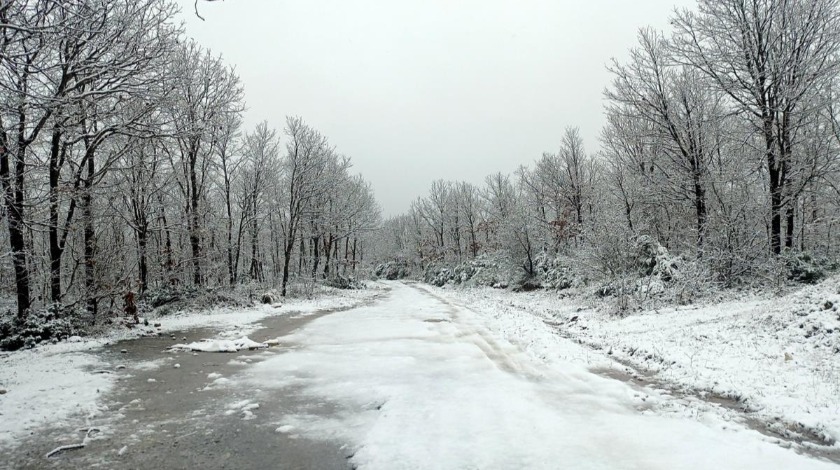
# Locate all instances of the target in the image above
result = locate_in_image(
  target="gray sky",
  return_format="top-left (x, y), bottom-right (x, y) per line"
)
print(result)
top-left (178, 0), bottom-right (691, 216)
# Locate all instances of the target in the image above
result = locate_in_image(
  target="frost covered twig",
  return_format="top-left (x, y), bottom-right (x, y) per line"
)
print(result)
top-left (45, 443), bottom-right (85, 458)
top-left (45, 428), bottom-right (101, 458)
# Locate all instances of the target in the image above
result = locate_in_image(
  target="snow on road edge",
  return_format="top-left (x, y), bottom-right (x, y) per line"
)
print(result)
top-left (0, 283), bottom-right (385, 448)
top-left (431, 280), bottom-right (840, 450)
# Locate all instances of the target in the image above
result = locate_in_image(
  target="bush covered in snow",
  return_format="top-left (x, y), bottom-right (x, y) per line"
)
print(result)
top-left (373, 260), bottom-right (411, 280)
top-left (532, 251), bottom-right (585, 290)
top-left (0, 305), bottom-right (84, 351)
top-left (781, 250), bottom-right (838, 285)
top-left (420, 251), bottom-right (590, 292)
top-left (422, 253), bottom-right (520, 288)
top-left (143, 286), bottom-right (251, 316)
top-left (587, 236), bottom-right (726, 314)
top-left (323, 275), bottom-right (365, 290)
top-left (412, 231), bottom-right (839, 318)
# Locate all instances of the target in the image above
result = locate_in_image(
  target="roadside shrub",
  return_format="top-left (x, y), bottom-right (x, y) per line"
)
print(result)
top-left (144, 286), bottom-right (185, 308)
top-left (323, 276), bottom-right (365, 290)
top-left (421, 253), bottom-right (519, 288)
top-left (0, 305), bottom-right (83, 351)
top-left (374, 260), bottom-right (410, 280)
top-left (142, 286), bottom-right (249, 314)
top-left (633, 235), bottom-right (678, 280)
top-left (533, 252), bottom-right (581, 290)
top-left (782, 251), bottom-right (837, 284)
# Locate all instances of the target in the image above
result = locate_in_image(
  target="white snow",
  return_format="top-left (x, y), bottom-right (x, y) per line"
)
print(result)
top-left (435, 278), bottom-right (840, 447)
top-left (224, 399), bottom-right (260, 420)
top-left (141, 286), bottom-right (382, 340)
top-left (0, 285), bottom-right (382, 450)
top-left (0, 347), bottom-right (112, 446)
top-left (169, 336), bottom-right (268, 353)
top-left (236, 282), bottom-right (836, 469)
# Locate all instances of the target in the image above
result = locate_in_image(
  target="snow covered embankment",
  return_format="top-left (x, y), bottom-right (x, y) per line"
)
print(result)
top-left (435, 278), bottom-right (840, 451)
top-left (233, 282), bottom-right (835, 469)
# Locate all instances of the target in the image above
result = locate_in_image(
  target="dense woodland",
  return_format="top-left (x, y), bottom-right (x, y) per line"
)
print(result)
top-left (377, 0), bottom-right (840, 292)
top-left (0, 0), bottom-right (380, 330)
top-left (4, 0), bottom-right (840, 346)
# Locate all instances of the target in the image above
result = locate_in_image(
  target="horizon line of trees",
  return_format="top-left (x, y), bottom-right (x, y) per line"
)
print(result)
top-left (375, 0), bottom-right (840, 285)
top-left (0, 0), bottom-right (380, 321)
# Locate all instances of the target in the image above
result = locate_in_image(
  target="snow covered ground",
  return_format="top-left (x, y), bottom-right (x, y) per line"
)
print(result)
top-left (0, 285), bottom-right (382, 449)
top-left (434, 277), bottom-right (840, 452)
top-left (228, 281), bottom-right (836, 469)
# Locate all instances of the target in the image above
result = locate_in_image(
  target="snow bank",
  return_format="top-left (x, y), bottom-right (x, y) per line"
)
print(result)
top-left (0, 346), bottom-right (113, 446)
top-left (236, 282), bottom-right (834, 469)
top-left (437, 276), bottom-right (840, 448)
top-left (168, 336), bottom-right (268, 353)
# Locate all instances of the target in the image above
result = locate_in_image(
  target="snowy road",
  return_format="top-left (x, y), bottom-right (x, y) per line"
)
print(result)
top-left (233, 282), bottom-right (837, 469)
top-left (5, 282), bottom-right (838, 469)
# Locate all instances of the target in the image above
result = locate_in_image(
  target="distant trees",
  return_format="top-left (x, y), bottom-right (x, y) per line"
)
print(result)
top-left (0, 0), bottom-right (380, 322)
top-left (606, 29), bottom-right (724, 255)
top-left (1, 0), bottom-right (179, 317)
top-left (166, 42), bottom-right (244, 287)
top-left (276, 117), bottom-right (379, 296)
top-left (598, 0), bottom-right (840, 277)
top-left (376, 0), bottom-right (840, 287)
top-left (671, 0), bottom-right (840, 255)
top-left (381, 163), bottom-right (584, 275)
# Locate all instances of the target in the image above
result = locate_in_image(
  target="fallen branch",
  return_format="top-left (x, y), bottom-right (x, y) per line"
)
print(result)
top-left (78, 427), bottom-right (101, 437)
top-left (45, 427), bottom-right (101, 458)
top-left (45, 443), bottom-right (85, 458)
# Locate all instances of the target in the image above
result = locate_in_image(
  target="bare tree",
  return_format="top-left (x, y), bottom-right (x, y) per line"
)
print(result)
top-left (279, 116), bottom-right (331, 296)
top-left (166, 41), bottom-right (243, 286)
top-left (672, 0), bottom-right (840, 254)
top-left (607, 29), bottom-right (724, 254)
top-left (239, 121), bottom-right (280, 283)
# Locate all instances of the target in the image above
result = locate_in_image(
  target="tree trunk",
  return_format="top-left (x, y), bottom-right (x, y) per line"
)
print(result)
top-left (281, 240), bottom-right (294, 297)
top-left (298, 238), bottom-right (305, 276)
top-left (249, 209), bottom-right (261, 282)
top-left (693, 169), bottom-right (707, 255)
top-left (222, 156), bottom-right (236, 286)
top-left (137, 224), bottom-right (148, 294)
top-left (323, 235), bottom-right (333, 278)
top-left (785, 203), bottom-right (795, 250)
top-left (0, 128), bottom-right (32, 318)
top-left (83, 148), bottom-right (97, 317)
top-left (189, 151), bottom-right (202, 286)
top-left (48, 127), bottom-right (62, 304)
top-left (311, 236), bottom-right (320, 278)
top-left (351, 238), bottom-right (357, 272)
top-left (343, 236), bottom-right (350, 275)
top-left (226, 194), bottom-right (235, 285)
top-left (766, 116), bottom-right (782, 255)
top-left (159, 204), bottom-right (174, 285)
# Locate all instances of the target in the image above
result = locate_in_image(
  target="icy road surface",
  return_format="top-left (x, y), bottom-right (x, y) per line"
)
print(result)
top-left (5, 282), bottom-right (837, 469)
top-left (236, 282), bottom-right (836, 469)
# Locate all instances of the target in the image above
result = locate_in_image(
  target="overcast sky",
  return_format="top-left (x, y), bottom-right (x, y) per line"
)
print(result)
top-left (177, 0), bottom-right (691, 216)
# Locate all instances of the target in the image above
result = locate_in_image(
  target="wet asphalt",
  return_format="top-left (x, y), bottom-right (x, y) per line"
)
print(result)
top-left (3, 302), bottom-right (371, 470)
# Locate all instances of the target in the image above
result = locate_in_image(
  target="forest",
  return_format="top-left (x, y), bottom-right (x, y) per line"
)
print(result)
top-left (3, 1), bottom-right (840, 468)
top-left (3, 0), bottom-right (840, 349)
top-left (376, 0), bottom-right (840, 307)
top-left (0, 0), bottom-right (380, 349)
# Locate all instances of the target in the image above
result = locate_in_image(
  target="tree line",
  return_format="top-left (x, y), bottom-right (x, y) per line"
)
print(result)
top-left (377, 0), bottom-right (840, 285)
top-left (0, 0), bottom-right (380, 320)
